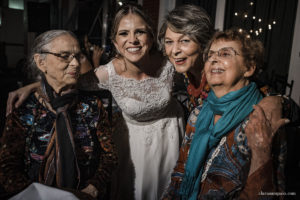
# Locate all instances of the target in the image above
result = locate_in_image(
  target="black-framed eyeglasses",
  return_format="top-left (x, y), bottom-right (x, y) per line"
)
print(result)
top-left (203, 47), bottom-right (241, 62)
top-left (41, 51), bottom-right (82, 63)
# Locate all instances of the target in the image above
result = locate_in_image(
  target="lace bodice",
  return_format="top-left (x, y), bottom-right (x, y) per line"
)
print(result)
top-left (96, 60), bottom-right (175, 122)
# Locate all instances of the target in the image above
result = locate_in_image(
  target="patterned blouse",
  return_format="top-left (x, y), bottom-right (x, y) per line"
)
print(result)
top-left (0, 91), bottom-right (118, 199)
top-left (162, 105), bottom-right (286, 199)
top-left (183, 72), bottom-right (210, 113)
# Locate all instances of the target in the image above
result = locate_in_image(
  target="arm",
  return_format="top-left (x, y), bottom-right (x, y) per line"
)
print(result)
top-left (77, 64), bottom-right (110, 92)
top-left (77, 69), bottom-right (102, 91)
top-left (91, 45), bottom-right (104, 68)
top-left (80, 54), bottom-right (93, 75)
top-left (83, 99), bottom-right (118, 199)
top-left (0, 113), bottom-right (32, 195)
top-left (6, 82), bottom-right (40, 116)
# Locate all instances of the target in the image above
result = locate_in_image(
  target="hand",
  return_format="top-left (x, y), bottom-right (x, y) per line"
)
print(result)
top-left (81, 184), bottom-right (98, 198)
top-left (6, 82), bottom-right (40, 116)
top-left (80, 54), bottom-right (93, 74)
top-left (257, 96), bottom-right (288, 134)
top-left (246, 105), bottom-right (272, 156)
top-left (245, 97), bottom-right (289, 174)
top-left (92, 45), bottom-right (104, 67)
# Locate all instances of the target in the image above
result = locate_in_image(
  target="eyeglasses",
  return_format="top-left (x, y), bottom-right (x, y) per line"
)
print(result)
top-left (41, 51), bottom-right (82, 63)
top-left (203, 47), bottom-right (241, 62)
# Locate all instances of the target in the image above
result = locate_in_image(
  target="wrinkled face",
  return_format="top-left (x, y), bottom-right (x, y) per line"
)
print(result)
top-left (113, 13), bottom-right (153, 65)
top-left (204, 39), bottom-right (255, 97)
top-left (164, 27), bottom-right (202, 74)
top-left (37, 34), bottom-right (81, 93)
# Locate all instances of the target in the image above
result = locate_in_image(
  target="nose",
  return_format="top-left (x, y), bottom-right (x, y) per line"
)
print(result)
top-left (207, 52), bottom-right (220, 63)
top-left (129, 33), bottom-right (139, 44)
top-left (171, 42), bottom-right (181, 56)
top-left (69, 55), bottom-right (80, 68)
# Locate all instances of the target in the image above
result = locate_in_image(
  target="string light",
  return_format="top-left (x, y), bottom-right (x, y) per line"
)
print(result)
top-left (234, 1), bottom-right (276, 36)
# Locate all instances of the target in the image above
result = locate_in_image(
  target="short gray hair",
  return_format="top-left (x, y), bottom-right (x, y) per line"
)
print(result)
top-left (158, 4), bottom-right (215, 53)
top-left (28, 30), bottom-right (77, 81)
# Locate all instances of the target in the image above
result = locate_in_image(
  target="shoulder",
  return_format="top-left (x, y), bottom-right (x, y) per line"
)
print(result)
top-left (14, 93), bottom-right (39, 127)
top-left (94, 61), bottom-right (113, 88)
top-left (156, 59), bottom-right (174, 82)
top-left (17, 92), bottom-right (38, 111)
top-left (258, 96), bottom-right (282, 109)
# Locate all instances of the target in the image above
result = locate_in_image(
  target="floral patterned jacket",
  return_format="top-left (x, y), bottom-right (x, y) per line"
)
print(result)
top-left (0, 91), bottom-right (118, 199)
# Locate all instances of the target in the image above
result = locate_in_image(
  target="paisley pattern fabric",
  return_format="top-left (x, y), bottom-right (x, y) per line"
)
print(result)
top-left (162, 105), bottom-right (286, 200)
top-left (0, 92), bottom-right (117, 199)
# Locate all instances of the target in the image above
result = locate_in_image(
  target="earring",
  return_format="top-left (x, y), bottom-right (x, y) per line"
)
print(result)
top-left (44, 70), bottom-right (47, 74)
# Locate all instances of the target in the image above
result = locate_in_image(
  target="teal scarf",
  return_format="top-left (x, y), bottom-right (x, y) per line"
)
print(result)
top-left (179, 82), bottom-right (262, 200)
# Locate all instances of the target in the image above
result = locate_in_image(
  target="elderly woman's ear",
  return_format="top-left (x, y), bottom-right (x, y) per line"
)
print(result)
top-left (244, 65), bottom-right (256, 78)
top-left (34, 53), bottom-right (47, 73)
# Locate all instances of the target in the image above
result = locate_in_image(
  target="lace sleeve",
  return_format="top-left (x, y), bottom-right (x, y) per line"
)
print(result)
top-left (95, 65), bottom-right (110, 90)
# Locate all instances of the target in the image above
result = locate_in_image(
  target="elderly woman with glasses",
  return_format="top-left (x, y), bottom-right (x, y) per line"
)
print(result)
top-left (162, 29), bottom-right (287, 200)
top-left (0, 30), bottom-right (117, 199)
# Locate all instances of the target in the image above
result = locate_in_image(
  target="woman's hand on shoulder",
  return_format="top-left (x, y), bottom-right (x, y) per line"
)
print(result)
top-left (6, 82), bottom-right (40, 116)
top-left (257, 96), bottom-right (289, 133)
top-left (245, 97), bottom-right (289, 174)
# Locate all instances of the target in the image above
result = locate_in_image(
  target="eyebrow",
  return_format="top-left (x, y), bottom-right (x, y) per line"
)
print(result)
top-left (164, 35), bottom-right (188, 41)
top-left (53, 51), bottom-right (81, 55)
top-left (209, 47), bottom-right (235, 51)
top-left (118, 27), bottom-right (147, 32)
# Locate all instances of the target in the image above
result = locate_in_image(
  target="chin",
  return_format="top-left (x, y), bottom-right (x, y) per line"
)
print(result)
top-left (66, 79), bottom-right (78, 86)
top-left (174, 65), bottom-right (189, 74)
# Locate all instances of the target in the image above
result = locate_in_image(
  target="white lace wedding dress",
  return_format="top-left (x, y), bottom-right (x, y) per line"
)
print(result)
top-left (96, 60), bottom-right (185, 200)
